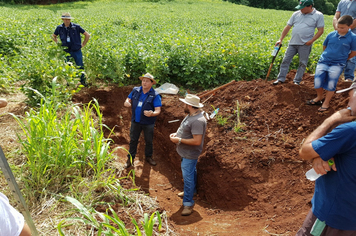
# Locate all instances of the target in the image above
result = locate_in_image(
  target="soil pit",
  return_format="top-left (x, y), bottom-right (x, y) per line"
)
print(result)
top-left (73, 71), bottom-right (351, 236)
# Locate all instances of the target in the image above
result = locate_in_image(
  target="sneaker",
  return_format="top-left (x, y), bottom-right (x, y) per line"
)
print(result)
top-left (181, 204), bottom-right (195, 216)
top-left (145, 157), bottom-right (157, 166)
top-left (177, 192), bottom-right (197, 198)
top-left (293, 81), bottom-right (300, 85)
top-left (272, 80), bottom-right (284, 85)
top-left (125, 158), bottom-right (133, 168)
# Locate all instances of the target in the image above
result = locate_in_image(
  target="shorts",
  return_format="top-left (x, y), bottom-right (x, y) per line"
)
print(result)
top-left (296, 209), bottom-right (356, 236)
top-left (314, 63), bottom-right (345, 91)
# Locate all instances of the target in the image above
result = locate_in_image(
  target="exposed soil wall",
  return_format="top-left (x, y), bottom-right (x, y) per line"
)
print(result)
top-left (73, 71), bottom-right (351, 235)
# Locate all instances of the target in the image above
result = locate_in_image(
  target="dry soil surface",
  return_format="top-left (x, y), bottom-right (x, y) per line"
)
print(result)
top-left (72, 71), bottom-right (353, 236)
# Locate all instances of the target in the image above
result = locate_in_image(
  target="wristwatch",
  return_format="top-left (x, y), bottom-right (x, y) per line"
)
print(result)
top-left (178, 138), bottom-right (182, 145)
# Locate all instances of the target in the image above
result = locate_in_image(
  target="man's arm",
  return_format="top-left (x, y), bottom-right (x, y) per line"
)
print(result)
top-left (82, 32), bottom-right (90, 48)
top-left (300, 109), bottom-right (356, 161)
top-left (275, 25), bottom-right (292, 46)
top-left (348, 51), bottom-right (356, 60)
top-left (170, 134), bottom-right (203, 146)
top-left (305, 27), bottom-right (324, 45)
top-left (144, 107), bottom-right (161, 117)
top-left (52, 34), bottom-right (58, 43)
top-left (333, 11), bottom-right (341, 30)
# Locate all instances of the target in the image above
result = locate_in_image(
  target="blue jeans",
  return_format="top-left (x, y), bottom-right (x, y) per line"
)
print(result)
top-left (128, 122), bottom-right (155, 160)
top-left (277, 44), bottom-right (312, 83)
top-left (314, 63), bottom-right (345, 91)
top-left (181, 157), bottom-right (197, 207)
top-left (66, 49), bottom-right (84, 69)
top-left (344, 56), bottom-right (356, 80)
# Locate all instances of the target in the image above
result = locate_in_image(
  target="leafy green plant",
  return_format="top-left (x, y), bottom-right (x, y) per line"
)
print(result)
top-left (216, 114), bottom-right (228, 126)
top-left (58, 196), bottom-right (162, 236)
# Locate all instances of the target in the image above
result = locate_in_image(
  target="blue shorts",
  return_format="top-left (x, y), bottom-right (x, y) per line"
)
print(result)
top-left (314, 63), bottom-right (345, 91)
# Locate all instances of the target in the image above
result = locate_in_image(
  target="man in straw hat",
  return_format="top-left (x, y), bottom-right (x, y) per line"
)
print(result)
top-left (52, 13), bottom-right (90, 86)
top-left (124, 73), bottom-right (162, 168)
top-left (169, 94), bottom-right (207, 216)
top-left (297, 83), bottom-right (356, 234)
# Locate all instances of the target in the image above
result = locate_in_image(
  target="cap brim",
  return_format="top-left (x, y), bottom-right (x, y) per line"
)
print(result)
top-left (295, 5), bottom-right (305, 9)
top-left (179, 98), bottom-right (204, 108)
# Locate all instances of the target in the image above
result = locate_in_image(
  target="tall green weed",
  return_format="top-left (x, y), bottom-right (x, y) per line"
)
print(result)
top-left (11, 79), bottom-right (117, 198)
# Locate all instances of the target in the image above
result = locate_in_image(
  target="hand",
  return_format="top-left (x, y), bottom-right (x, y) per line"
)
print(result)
top-left (124, 101), bottom-right (131, 107)
top-left (312, 157), bottom-right (336, 175)
top-left (305, 40), bottom-right (313, 46)
top-left (275, 41), bottom-right (281, 46)
top-left (144, 110), bottom-right (154, 117)
top-left (169, 134), bottom-right (179, 144)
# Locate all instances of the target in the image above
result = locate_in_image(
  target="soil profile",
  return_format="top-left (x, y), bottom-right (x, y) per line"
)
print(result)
top-left (73, 71), bottom-right (352, 236)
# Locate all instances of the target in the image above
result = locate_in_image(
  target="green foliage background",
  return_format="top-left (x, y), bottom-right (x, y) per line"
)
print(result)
top-left (225, 0), bottom-right (340, 15)
top-left (1, 0), bottom-right (334, 96)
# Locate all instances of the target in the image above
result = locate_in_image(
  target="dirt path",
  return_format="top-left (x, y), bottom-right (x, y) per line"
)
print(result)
top-left (72, 71), bottom-right (353, 235)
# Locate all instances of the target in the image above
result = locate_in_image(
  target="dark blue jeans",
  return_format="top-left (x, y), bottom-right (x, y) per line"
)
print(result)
top-left (66, 49), bottom-right (86, 85)
top-left (128, 121), bottom-right (155, 160)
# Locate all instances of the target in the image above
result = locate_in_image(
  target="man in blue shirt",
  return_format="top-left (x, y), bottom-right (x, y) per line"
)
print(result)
top-left (333, 0), bottom-right (356, 82)
top-left (52, 13), bottom-right (90, 86)
top-left (307, 15), bottom-right (356, 112)
top-left (298, 87), bottom-right (356, 234)
top-left (124, 73), bottom-right (162, 168)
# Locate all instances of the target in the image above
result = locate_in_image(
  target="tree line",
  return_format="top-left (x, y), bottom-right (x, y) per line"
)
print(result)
top-left (225, 0), bottom-right (340, 15)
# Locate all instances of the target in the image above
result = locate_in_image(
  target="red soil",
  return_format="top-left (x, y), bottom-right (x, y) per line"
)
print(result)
top-left (73, 70), bottom-right (352, 235)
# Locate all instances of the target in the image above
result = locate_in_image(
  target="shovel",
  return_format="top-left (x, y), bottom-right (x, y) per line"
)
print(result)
top-left (265, 43), bottom-right (282, 82)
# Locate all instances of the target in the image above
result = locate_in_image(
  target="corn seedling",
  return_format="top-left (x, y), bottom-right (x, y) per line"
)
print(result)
top-left (234, 100), bottom-right (245, 133)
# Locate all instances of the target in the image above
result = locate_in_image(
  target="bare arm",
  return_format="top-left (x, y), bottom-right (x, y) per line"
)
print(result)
top-left (144, 107), bottom-right (161, 117)
top-left (19, 223), bottom-right (32, 236)
top-left (275, 25), bottom-right (292, 46)
top-left (82, 32), bottom-right (90, 48)
top-left (348, 51), bottom-right (356, 60)
top-left (299, 109), bottom-right (356, 161)
top-left (170, 133), bottom-right (203, 146)
top-left (52, 34), bottom-right (58, 43)
top-left (333, 12), bottom-right (340, 30)
top-left (305, 27), bottom-right (324, 45)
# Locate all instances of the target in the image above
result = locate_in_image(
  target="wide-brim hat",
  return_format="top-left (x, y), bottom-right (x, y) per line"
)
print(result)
top-left (336, 82), bottom-right (356, 93)
top-left (179, 94), bottom-right (204, 108)
top-left (61, 13), bottom-right (74, 19)
top-left (139, 73), bottom-right (157, 85)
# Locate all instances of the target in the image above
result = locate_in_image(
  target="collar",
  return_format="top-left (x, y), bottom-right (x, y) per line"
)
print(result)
top-left (62, 22), bottom-right (72, 28)
top-left (337, 29), bottom-right (351, 38)
top-left (140, 86), bottom-right (153, 94)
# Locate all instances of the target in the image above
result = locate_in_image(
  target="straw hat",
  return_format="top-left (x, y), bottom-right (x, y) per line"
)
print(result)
top-left (139, 73), bottom-right (157, 85)
top-left (61, 13), bottom-right (74, 19)
top-left (179, 94), bottom-right (204, 108)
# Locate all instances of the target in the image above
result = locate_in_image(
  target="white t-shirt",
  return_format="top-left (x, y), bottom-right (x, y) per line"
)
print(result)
top-left (0, 192), bottom-right (24, 236)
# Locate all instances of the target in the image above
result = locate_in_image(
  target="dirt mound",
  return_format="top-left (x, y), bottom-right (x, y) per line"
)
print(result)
top-left (73, 71), bottom-right (351, 235)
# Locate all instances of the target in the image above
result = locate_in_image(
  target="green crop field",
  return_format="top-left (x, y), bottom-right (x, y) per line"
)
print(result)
top-left (1, 0), bottom-right (334, 97)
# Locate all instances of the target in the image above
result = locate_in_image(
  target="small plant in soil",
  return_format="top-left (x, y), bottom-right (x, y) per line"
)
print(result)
top-left (234, 100), bottom-right (245, 133)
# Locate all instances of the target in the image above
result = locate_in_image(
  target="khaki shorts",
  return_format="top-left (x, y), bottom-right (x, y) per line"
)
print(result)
top-left (296, 209), bottom-right (356, 236)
